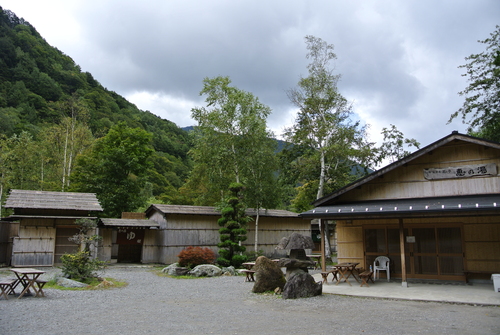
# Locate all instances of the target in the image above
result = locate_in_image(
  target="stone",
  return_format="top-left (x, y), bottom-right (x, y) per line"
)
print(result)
top-left (162, 263), bottom-right (180, 276)
top-left (96, 279), bottom-right (115, 289)
top-left (221, 266), bottom-right (236, 276)
top-left (284, 267), bottom-right (307, 281)
top-left (276, 232), bottom-right (314, 250)
top-left (282, 273), bottom-right (322, 299)
top-left (56, 277), bottom-right (88, 288)
top-left (279, 258), bottom-right (315, 269)
top-left (175, 267), bottom-right (190, 276)
top-left (188, 264), bottom-right (222, 277)
top-left (252, 256), bottom-right (286, 293)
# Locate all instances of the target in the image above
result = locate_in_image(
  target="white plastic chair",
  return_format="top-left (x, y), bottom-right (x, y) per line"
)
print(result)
top-left (373, 256), bottom-right (390, 282)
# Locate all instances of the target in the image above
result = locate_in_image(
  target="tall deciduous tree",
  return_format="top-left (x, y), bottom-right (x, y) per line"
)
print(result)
top-left (285, 36), bottom-right (375, 258)
top-left (449, 25), bottom-right (500, 141)
top-left (190, 76), bottom-right (278, 199)
top-left (70, 122), bottom-right (153, 217)
top-left (190, 76), bottom-right (280, 252)
top-left (285, 36), bottom-right (375, 202)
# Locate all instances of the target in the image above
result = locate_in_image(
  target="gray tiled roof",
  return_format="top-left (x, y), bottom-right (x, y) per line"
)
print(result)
top-left (4, 189), bottom-right (103, 211)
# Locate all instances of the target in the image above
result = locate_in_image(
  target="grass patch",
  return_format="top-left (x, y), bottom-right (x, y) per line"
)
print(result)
top-left (45, 277), bottom-right (127, 290)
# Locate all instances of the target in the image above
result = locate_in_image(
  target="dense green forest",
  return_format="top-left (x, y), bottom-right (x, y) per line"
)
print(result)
top-left (0, 7), bottom-right (192, 216)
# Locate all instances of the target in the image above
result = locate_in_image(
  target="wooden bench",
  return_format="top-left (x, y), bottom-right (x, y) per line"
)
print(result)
top-left (35, 279), bottom-right (47, 297)
top-left (359, 271), bottom-right (374, 287)
top-left (0, 279), bottom-right (18, 300)
top-left (320, 269), bottom-right (339, 284)
top-left (241, 270), bottom-right (256, 282)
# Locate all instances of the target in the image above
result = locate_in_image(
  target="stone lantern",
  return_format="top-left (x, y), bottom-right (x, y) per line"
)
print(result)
top-left (276, 232), bottom-right (315, 279)
top-left (276, 232), bottom-right (322, 299)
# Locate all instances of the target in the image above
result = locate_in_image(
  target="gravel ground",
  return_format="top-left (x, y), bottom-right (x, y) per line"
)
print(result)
top-left (0, 266), bottom-right (499, 335)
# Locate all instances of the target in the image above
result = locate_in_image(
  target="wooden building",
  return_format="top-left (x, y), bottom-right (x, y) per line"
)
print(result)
top-left (98, 213), bottom-right (160, 263)
top-left (301, 132), bottom-right (500, 284)
top-left (139, 204), bottom-right (310, 264)
top-left (2, 189), bottom-right (103, 267)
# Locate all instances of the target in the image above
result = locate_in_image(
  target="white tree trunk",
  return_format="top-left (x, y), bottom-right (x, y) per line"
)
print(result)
top-left (254, 209), bottom-right (260, 253)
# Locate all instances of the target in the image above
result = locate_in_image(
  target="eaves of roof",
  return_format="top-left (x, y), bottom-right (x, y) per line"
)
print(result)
top-left (300, 194), bottom-right (500, 220)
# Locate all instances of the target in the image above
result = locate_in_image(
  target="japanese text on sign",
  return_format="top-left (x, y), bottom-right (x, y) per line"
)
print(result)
top-left (423, 163), bottom-right (497, 180)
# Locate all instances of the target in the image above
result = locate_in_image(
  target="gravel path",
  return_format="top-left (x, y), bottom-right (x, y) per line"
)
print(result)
top-left (0, 266), bottom-right (499, 334)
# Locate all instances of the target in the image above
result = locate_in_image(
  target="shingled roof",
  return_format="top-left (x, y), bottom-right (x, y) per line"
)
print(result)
top-left (146, 204), bottom-right (299, 218)
top-left (4, 189), bottom-right (103, 212)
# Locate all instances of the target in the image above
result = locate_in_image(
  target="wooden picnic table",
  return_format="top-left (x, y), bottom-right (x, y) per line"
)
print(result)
top-left (334, 262), bottom-right (360, 286)
top-left (10, 268), bottom-right (46, 299)
top-left (241, 262), bottom-right (255, 270)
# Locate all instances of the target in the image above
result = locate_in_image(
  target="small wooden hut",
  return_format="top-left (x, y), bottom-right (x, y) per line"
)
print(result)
top-left (97, 212), bottom-right (160, 263)
top-left (301, 132), bottom-right (500, 284)
top-left (3, 189), bottom-right (103, 266)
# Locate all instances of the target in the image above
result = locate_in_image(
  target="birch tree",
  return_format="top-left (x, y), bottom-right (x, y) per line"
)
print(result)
top-left (285, 36), bottom-right (376, 258)
top-left (191, 76), bottom-right (280, 253)
top-left (190, 76), bottom-right (275, 202)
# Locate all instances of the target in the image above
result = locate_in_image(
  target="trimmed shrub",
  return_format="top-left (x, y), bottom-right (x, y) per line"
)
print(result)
top-left (60, 251), bottom-right (106, 282)
top-left (177, 246), bottom-right (216, 268)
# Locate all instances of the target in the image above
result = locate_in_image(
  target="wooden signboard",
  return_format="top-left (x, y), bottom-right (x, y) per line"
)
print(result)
top-left (424, 163), bottom-right (497, 180)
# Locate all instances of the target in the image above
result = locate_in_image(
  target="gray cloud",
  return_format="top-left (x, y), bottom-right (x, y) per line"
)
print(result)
top-left (3, 0), bottom-right (499, 150)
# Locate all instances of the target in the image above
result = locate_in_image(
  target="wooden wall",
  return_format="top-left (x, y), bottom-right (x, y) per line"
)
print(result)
top-left (336, 224), bottom-right (364, 267)
top-left (336, 215), bottom-right (500, 279)
top-left (142, 211), bottom-right (310, 264)
top-left (98, 228), bottom-right (113, 261)
top-left (11, 226), bottom-right (55, 266)
top-left (0, 222), bottom-right (18, 265)
top-left (338, 142), bottom-right (500, 202)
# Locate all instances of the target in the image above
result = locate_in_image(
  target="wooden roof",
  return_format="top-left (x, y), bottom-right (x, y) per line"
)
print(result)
top-left (99, 218), bottom-right (159, 228)
top-left (4, 189), bottom-right (103, 212)
top-left (312, 132), bottom-right (500, 207)
top-left (146, 204), bottom-right (300, 218)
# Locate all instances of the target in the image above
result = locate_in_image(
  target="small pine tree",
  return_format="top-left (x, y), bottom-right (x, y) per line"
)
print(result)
top-left (217, 183), bottom-right (251, 267)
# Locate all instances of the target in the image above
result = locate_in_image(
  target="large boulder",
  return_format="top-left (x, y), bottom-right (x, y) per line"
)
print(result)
top-left (252, 256), bottom-right (286, 293)
top-left (188, 264), bottom-right (222, 277)
top-left (282, 273), bottom-right (322, 299)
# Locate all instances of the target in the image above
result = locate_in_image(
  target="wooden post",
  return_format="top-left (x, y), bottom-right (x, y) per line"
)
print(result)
top-left (320, 219), bottom-right (326, 272)
top-left (399, 218), bottom-right (408, 287)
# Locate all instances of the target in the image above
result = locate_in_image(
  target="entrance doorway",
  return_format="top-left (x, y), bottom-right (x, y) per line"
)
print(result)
top-left (115, 227), bottom-right (144, 263)
top-left (364, 224), bottom-right (464, 281)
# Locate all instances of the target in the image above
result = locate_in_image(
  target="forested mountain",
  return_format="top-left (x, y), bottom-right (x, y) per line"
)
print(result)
top-left (0, 7), bottom-right (192, 213)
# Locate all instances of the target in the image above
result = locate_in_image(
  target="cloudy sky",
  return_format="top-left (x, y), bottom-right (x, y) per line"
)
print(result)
top-left (2, 0), bottom-right (499, 150)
